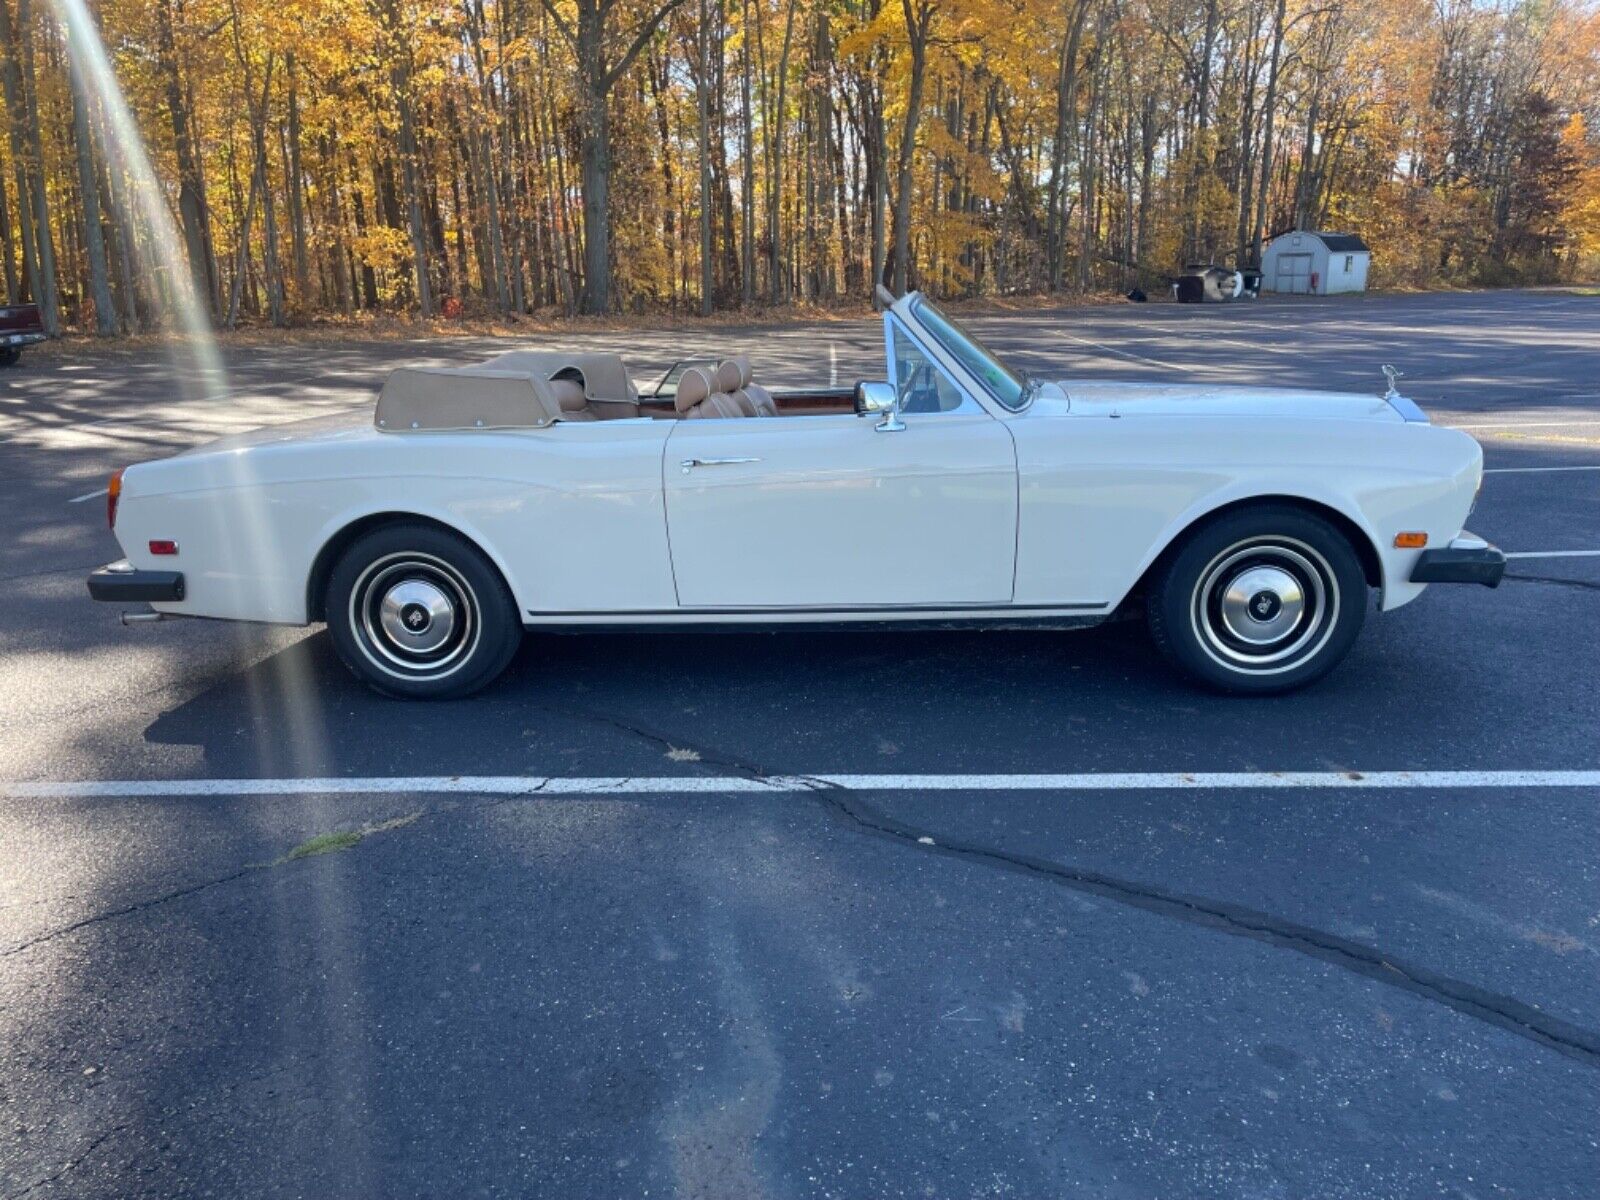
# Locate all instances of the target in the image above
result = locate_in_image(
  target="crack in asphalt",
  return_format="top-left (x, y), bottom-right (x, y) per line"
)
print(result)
top-left (9, 706), bottom-right (1599, 1068)
top-left (7, 1120), bottom-right (132, 1199)
top-left (1505, 572), bottom-right (1600, 594)
top-left (0, 811), bottom-right (431, 959)
top-left (568, 705), bottom-right (1600, 1068)
top-left (0, 864), bottom-right (266, 959)
top-left (800, 781), bottom-right (1600, 1067)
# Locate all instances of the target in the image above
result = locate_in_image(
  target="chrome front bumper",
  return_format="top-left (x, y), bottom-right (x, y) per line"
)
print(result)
top-left (1409, 533), bottom-right (1506, 588)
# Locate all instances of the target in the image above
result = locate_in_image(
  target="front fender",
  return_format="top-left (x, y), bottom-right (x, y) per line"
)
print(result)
top-left (1011, 416), bottom-right (1483, 612)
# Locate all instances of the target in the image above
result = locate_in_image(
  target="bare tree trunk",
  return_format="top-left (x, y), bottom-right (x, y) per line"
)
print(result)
top-left (1182, 0), bottom-right (1219, 262)
top-left (226, 146), bottom-right (261, 327)
top-left (1250, 0), bottom-right (1285, 266)
top-left (0, 0), bottom-right (30, 306)
top-left (153, 0), bottom-right (217, 320)
top-left (2, 0), bottom-right (58, 331)
top-left (231, 8), bottom-right (282, 325)
top-left (739, 0), bottom-right (755, 304)
top-left (888, 0), bottom-right (936, 294)
top-left (396, 80), bottom-right (432, 315)
top-left (66, 41), bottom-right (113, 333)
top-left (766, 0), bottom-right (798, 302)
top-left (284, 54), bottom-right (311, 306)
top-left (0, 166), bottom-right (14, 303)
top-left (1046, 0), bottom-right (1090, 290)
top-left (696, 0), bottom-right (713, 314)
top-left (543, 0), bottom-right (689, 314)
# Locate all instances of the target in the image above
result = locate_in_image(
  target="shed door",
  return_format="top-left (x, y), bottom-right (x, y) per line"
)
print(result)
top-left (1274, 253), bottom-right (1312, 294)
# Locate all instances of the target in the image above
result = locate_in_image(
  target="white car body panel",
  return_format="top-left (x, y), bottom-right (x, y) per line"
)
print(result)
top-left (119, 417), bottom-right (679, 621)
top-left (663, 412), bottom-right (1016, 608)
top-left (1009, 394), bottom-right (1481, 611)
top-left (105, 293), bottom-right (1486, 632)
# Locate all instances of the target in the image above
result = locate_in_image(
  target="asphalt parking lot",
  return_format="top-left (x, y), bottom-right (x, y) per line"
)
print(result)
top-left (2, 288), bottom-right (1598, 1198)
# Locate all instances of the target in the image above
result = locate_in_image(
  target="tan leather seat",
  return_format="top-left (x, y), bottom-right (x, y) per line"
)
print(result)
top-left (483, 351), bottom-right (642, 419)
top-left (727, 355), bottom-right (778, 417)
top-left (675, 365), bottom-right (746, 419)
top-left (715, 359), bottom-right (761, 417)
top-left (549, 378), bottom-right (597, 421)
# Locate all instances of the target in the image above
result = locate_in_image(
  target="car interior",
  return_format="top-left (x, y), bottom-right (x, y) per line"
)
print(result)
top-left (532, 350), bottom-right (856, 421)
top-left (377, 349), bottom-right (861, 433)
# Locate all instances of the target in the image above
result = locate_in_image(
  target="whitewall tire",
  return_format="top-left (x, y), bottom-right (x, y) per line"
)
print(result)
top-left (1147, 506), bottom-right (1368, 694)
top-left (325, 523), bottom-right (522, 699)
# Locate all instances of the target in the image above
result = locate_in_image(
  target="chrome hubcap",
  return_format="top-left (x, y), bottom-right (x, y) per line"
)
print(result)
top-left (1219, 566), bottom-right (1304, 644)
top-left (1191, 538), bottom-right (1339, 675)
top-left (351, 553), bottom-right (479, 681)
top-left (378, 579), bottom-right (456, 653)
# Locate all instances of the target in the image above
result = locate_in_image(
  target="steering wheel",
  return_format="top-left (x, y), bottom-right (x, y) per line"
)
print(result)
top-left (899, 360), bottom-right (942, 414)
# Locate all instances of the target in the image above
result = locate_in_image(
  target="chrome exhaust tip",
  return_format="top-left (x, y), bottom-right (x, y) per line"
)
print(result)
top-left (120, 610), bottom-right (166, 625)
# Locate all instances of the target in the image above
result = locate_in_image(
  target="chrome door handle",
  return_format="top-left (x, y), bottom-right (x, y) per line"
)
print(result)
top-left (680, 456), bottom-right (760, 473)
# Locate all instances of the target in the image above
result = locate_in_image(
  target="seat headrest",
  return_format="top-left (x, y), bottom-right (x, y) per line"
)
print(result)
top-left (675, 366), bottom-right (714, 412)
top-left (726, 354), bottom-right (753, 389)
top-left (714, 359), bottom-right (743, 394)
top-left (549, 378), bottom-right (589, 413)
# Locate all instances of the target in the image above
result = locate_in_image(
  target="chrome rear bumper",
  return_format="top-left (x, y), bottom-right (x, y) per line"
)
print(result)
top-left (87, 559), bottom-right (186, 603)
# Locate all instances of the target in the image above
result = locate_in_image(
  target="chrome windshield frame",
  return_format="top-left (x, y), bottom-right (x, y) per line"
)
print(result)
top-left (907, 295), bottom-right (1032, 412)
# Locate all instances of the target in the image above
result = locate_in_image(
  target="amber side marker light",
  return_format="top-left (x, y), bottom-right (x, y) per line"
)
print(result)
top-left (107, 469), bottom-right (124, 529)
top-left (1394, 532), bottom-right (1428, 549)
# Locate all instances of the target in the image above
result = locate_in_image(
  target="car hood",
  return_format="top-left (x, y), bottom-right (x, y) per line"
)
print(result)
top-left (1055, 380), bottom-right (1404, 423)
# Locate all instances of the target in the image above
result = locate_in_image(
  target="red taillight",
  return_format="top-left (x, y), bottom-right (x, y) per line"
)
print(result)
top-left (148, 540), bottom-right (178, 556)
top-left (107, 469), bottom-right (123, 529)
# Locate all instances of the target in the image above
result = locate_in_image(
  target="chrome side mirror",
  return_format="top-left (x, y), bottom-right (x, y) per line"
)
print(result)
top-left (854, 380), bottom-right (905, 433)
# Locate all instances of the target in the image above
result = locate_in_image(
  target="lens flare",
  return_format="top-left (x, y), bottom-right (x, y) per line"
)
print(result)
top-left (48, 0), bottom-right (225, 403)
top-left (51, 0), bottom-right (334, 785)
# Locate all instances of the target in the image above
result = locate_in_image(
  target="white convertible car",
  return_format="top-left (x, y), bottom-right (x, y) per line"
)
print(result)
top-left (89, 287), bottom-right (1504, 698)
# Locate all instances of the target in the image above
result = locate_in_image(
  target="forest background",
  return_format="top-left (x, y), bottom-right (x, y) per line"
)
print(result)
top-left (5, 0), bottom-right (1600, 337)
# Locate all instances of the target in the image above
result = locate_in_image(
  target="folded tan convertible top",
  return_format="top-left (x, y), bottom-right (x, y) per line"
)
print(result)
top-left (479, 349), bottom-right (638, 403)
top-left (374, 367), bottom-right (562, 432)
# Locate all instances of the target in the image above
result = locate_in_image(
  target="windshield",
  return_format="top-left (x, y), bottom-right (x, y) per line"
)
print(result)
top-left (910, 295), bottom-right (1030, 410)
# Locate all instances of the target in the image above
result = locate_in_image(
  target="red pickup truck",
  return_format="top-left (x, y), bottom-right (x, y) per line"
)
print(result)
top-left (0, 302), bottom-right (46, 365)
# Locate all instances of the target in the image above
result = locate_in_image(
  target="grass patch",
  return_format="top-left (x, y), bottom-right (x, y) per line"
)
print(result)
top-left (280, 811), bottom-right (422, 863)
top-left (284, 830), bottom-right (361, 860)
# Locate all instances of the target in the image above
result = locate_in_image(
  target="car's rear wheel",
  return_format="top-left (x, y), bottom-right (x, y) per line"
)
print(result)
top-left (325, 523), bottom-right (522, 699)
top-left (1146, 506), bottom-right (1368, 694)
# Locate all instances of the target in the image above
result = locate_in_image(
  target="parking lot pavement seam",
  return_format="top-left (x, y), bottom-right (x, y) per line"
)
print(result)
top-left (1503, 573), bottom-right (1600, 594)
top-left (0, 807), bottom-right (436, 960)
top-left (790, 778), bottom-right (1600, 1068)
top-left (492, 704), bottom-right (1600, 1067)
top-left (6, 1119), bottom-right (133, 1200)
top-left (0, 861), bottom-right (267, 959)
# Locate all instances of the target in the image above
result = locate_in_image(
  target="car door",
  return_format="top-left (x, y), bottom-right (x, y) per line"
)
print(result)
top-left (662, 316), bottom-right (1017, 609)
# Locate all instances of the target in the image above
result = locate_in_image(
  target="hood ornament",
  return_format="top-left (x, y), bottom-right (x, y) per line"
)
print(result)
top-left (1380, 363), bottom-right (1429, 423)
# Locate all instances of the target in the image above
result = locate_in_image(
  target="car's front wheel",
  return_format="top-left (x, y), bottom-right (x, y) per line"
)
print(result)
top-left (325, 523), bottom-right (522, 699)
top-left (1146, 506), bottom-right (1368, 694)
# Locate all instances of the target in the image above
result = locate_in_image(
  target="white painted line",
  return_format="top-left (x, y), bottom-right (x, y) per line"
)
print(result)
top-left (1484, 466), bottom-right (1600, 474)
top-left (829, 342), bottom-right (838, 387)
top-left (2, 770), bottom-right (1598, 801)
top-left (1504, 550), bottom-right (1600, 560)
top-left (1058, 331), bottom-right (1185, 371)
top-left (67, 487), bottom-right (108, 503)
